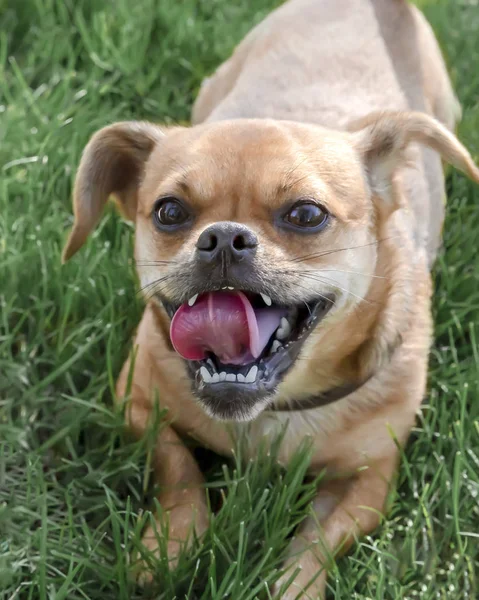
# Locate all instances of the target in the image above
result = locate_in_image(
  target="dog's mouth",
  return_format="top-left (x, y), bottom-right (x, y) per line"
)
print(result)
top-left (162, 289), bottom-right (334, 420)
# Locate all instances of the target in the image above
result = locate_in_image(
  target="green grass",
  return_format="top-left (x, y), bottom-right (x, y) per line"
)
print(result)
top-left (1, 0), bottom-right (478, 598)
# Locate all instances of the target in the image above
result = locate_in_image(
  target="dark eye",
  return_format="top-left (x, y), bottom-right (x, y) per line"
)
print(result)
top-left (283, 202), bottom-right (329, 230)
top-left (154, 197), bottom-right (191, 229)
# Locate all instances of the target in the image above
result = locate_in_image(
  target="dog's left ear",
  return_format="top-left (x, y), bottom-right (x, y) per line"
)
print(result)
top-left (350, 111), bottom-right (479, 206)
top-left (62, 121), bottom-right (166, 262)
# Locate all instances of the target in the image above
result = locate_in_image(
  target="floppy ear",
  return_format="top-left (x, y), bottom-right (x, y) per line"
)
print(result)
top-left (350, 111), bottom-right (479, 206)
top-left (62, 121), bottom-right (165, 262)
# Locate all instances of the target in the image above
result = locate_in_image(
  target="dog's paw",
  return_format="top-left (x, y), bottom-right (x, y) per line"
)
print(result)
top-left (272, 578), bottom-right (326, 600)
top-left (132, 533), bottom-right (182, 585)
top-left (271, 551), bottom-right (327, 600)
top-left (130, 503), bottom-right (209, 584)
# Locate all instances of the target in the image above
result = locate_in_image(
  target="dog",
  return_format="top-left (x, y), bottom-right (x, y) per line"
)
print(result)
top-left (62, 0), bottom-right (479, 597)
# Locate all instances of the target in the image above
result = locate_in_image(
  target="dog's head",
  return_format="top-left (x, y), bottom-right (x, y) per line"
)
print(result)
top-left (63, 113), bottom-right (479, 421)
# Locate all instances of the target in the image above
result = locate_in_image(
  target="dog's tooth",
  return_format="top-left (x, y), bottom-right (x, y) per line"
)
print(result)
top-left (227, 286), bottom-right (234, 290)
top-left (211, 373), bottom-right (220, 384)
top-left (225, 373), bottom-right (237, 382)
top-left (237, 373), bottom-right (246, 383)
top-left (271, 340), bottom-right (282, 353)
top-left (219, 371), bottom-right (227, 382)
top-left (188, 294), bottom-right (198, 307)
top-left (207, 358), bottom-right (216, 371)
top-left (200, 366), bottom-right (211, 383)
top-left (276, 317), bottom-right (291, 340)
top-left (245, 365), bottom-right (258, 383)
top-left (260, 293), bottom-right (272, 307)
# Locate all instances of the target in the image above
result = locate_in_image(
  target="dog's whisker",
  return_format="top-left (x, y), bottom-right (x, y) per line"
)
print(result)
top-left (299, 272), bottom-right (374, 305)
top-left (303, 300), bottom-right (313, 315)
top-left (300, 271), bottom-right (367, 301)
top-left (314, 269), bottom-right (416, 282)
top-left (138, 276), bottom-right (172, 293)
top-left (283, 156), bottom-right (310, 183)
top-left (282, 267), bottom-right (387, 280)
top-left (142, 275), bottom-right (194, 303)
top-left (137, 275), bottom-right (174, 297)
top-left (284, 172), bottom-right (314, 190)
top-left (280, 280), bottom-right (337, 307)
top-left (291, 235), bottom-right (402, 263)
top-left (274, 266), bottom-right (414, 284)
top-left (296, 268), bottom-right (394, 280)
top-left (135, 260), bottom-right (178, 266)
top-left (143, 280), bottom-right (176, 301)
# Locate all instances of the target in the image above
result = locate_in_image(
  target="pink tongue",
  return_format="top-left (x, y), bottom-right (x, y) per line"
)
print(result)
top-left (170, 292), bottom-right (286, 365)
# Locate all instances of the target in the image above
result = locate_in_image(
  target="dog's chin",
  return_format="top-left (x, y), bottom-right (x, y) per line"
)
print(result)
top-left (194, 385), bottom-right (272, 422)
top-left (181, 294), bottom-right (335, 422)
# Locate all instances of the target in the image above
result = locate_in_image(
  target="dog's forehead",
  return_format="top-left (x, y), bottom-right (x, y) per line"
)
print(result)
top-left (142, 120), bottom-right (367, 215)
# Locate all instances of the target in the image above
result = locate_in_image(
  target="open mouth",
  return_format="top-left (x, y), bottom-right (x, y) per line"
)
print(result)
top-left (162, 289), bottom-right (334, 420)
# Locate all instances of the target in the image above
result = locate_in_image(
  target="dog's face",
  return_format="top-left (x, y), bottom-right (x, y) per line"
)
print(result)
top-left (134, 121), bottom-right (375, 419)
top-left (63, 114), bottom-right (479, 421)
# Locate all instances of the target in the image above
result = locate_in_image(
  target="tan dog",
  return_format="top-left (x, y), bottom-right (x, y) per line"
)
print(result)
top-left (63, 0), bottom-right (479, 598)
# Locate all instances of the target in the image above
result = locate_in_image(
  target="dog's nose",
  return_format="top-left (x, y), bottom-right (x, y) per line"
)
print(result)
top-left (196, 222), bottom-right (258, 264)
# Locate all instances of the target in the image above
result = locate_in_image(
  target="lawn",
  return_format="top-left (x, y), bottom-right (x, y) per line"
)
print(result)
top-left (1, 0), bottom-right (478, 598)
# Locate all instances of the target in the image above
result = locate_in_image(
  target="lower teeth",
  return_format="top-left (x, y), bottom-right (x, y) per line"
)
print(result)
top-left (197, 311), bottom-right (302, 385)
top-left (271, 340), bottom-right (282, 353)
top-left (199, 363), bottom-right (259, 385)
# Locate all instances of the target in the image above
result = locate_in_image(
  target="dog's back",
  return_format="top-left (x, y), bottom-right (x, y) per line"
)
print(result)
top-left (193, 0), bottom-right (460, 262)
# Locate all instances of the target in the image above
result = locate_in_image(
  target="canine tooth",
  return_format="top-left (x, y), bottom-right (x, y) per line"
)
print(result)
top-left (245, 365), bottom-right (258, 383)
top-left (188, 294), bottom-right (198, 306)
top-left (260, 293), bottom-right (272, 307)
top-left (211, 373), bottom-right (220, 383)
top-left (207, 358), bottom-right (216, 371)
top-left (200, 366), bottom-right (211, 383)
top-left (271, 340), bottom-right (282, 353)
top-left (225, 373), bottom-right (237, 382)
top-left (237, 373), bottom-right (246, 383)
top-left (276, 317), bottom-right (291, 340)
top-left (219, 371), bottom-right (227, 382)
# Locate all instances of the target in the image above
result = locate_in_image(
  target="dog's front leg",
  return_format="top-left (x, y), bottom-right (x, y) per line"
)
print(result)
top-left (275, 454), bottom-right (398, 600)
top-left (125, 393), bottom-right (209, 580)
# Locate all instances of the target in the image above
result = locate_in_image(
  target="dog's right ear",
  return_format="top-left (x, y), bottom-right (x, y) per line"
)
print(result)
top-left (62, 121), bottom-right (166, 262)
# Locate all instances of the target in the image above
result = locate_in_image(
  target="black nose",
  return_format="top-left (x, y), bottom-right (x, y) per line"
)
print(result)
top-left (196, 222), bottom-right (258, 264)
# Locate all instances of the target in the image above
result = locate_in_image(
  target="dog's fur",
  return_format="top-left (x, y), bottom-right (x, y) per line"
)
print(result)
top-left (63, 0), bottom-right (479, 597)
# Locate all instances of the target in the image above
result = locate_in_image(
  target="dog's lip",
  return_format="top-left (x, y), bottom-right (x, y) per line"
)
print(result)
top-left (156, 285), bottom-right (335, 418)
top-left (172, 293), bottom-right (335, 417)
top-left (160, 283), bottom-right (280, 319)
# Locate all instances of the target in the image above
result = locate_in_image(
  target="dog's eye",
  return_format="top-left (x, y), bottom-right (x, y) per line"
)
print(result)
top-left (283, 202), bottom-right (328, 230)
top-left (154, 197), bottom-right (191, 229)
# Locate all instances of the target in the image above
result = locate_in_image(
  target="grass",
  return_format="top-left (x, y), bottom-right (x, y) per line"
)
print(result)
top-left (0, 0), bottom-right (478, 598)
